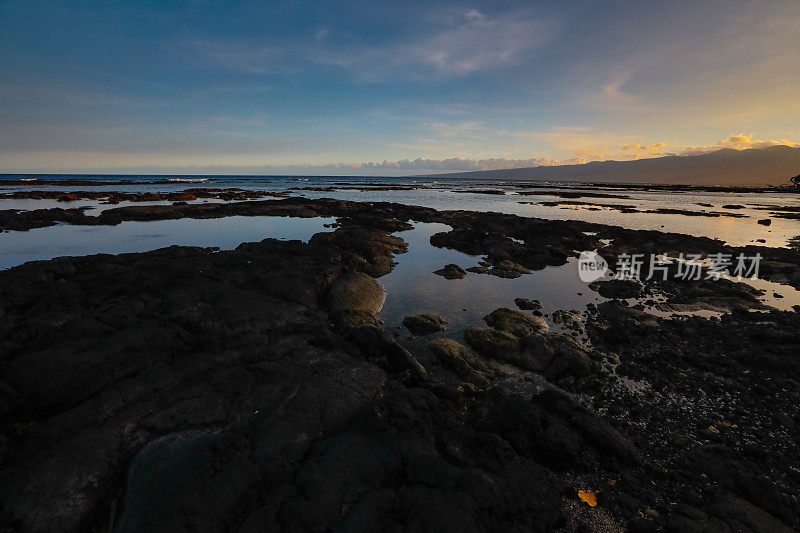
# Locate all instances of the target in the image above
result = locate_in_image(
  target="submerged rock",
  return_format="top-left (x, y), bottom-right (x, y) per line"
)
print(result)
top-left (403, 313), bottom-right (446, 335)
top-left (433, 264), bottom-right (467, 280)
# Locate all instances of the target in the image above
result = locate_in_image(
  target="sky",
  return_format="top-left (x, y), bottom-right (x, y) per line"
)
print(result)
top-left (0, 0), bottom-right (799, 175)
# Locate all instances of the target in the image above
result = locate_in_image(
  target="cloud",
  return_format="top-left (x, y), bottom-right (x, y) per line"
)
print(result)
top-left (514, 127), bottom-right (620, 162)
top-left (273, 156), bottom-right (579, 174)
top-left (621, 142), bottom-right (668, 153)
top-left (171, 10), bottom-right (557, 81)
top-left (0, 154), bottom-right (584, 175)
top-left (681, 133), bottom-right (799, 155)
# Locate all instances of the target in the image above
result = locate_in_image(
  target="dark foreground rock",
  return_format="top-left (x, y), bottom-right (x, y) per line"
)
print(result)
top-left (0, 218), bottom-right (647, 533)
top-left (1, 197), bottom-right (798, 532)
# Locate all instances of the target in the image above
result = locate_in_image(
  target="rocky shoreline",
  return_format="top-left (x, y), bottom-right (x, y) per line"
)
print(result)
top-left (1, 197), bottom-right (798, 531)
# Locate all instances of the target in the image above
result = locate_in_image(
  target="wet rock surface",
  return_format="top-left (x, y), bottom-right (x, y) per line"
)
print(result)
top-left (1, 196), bottom-right (799, 531)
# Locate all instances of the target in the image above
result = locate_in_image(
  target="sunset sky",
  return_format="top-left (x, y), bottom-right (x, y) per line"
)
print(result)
top-left (1, 0), bottom-right (798, 174)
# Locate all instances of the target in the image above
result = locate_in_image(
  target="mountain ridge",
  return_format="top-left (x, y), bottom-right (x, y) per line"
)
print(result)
top-left (424, 145), bottom-right (800, 186)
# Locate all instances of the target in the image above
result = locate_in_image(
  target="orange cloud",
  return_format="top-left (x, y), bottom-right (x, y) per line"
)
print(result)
top-left (682, 133), bottom-right (799, 155)
top-left (621, 142), bottom-right (668, 153)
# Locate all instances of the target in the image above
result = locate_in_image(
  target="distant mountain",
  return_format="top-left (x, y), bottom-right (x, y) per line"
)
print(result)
top-left (427, 145), bottom-right (800, 186)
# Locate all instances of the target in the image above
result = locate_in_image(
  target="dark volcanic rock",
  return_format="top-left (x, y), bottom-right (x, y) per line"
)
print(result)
top-left (0, 239), bottom-right (388, 531)
top-left (433, 263), bottom-right (467, 280)
top-left (0, 219), bottom-right (638, 533)
top-left (403, 313), bottom-right (446, 335)
top-left (589, 279), bottom-right (643, 299)
top-left (2, 196), bottom-right (799, 531)
top-left (514, 297), bottom-right (542, 310)
top-left (310, 225), bottom-right (407, 277)
top-left (484, 308), bottom-right (548, 337)
top-left (326, 271), bottom-right (386, 330)
top-left (551, 309), bottom-right (584, 333)
top-left (520, 330), bottom-right (592, 380)
top-left (427, 338), bottom-right (493, 385)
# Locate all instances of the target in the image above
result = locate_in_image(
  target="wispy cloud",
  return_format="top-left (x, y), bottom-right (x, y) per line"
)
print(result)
top-left (169, 9), bottom-right (558, 81)
top-left (317, 9), bottom-right (557, 80)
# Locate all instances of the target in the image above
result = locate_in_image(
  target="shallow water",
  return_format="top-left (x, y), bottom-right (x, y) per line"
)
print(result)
top-left (0, 215), bottom-right (331, 269)
top-left (378, 222), bottom-right (605, 336)
top-left (3, 175), bottom-right (799, 247)
top-left (377, 222), bottom-right (800, 338)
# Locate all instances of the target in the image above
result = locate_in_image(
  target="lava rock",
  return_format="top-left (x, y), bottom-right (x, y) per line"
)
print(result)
top-left (514, 298), bottom-right (542, 311)
top-left (484, 308), bottom-right (548, 337)
top-left (403, 313), bottom-right (446, 335)
top-left (433, 264), bottom-right (467, 280)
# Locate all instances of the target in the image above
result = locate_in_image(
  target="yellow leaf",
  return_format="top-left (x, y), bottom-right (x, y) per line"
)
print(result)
top-left (578, 489), bottom-right (598, 507)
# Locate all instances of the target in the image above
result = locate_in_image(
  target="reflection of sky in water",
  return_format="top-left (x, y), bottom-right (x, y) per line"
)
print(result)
top-left (3, 178), bottom-right (799, 247)
top-left (2, 208), bottom-right (797, 325)
top-left (0, 216), bottom-right (331, 269)
top-left (378, 222), bottom-right (604, 335)
top-left (378, 222), bottom-right (800, 336)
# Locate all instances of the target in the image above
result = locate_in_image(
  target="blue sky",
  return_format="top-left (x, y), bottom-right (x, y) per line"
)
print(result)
top-left (1, 0), bottom-right (798, 174)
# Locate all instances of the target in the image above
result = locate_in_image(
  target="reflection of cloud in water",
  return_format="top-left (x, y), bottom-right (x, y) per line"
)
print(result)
top-left (379, 222), bottom-right (604, 335)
